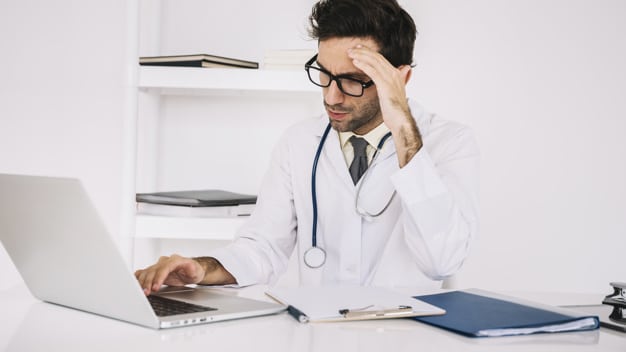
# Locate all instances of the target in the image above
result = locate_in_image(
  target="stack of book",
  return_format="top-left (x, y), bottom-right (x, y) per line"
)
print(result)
top-left (263, 49), bottom-right (316, 71)
top-left (136, 190), bottom-right (257, 218)
top-left (139, 54), bottom-right (259, 69)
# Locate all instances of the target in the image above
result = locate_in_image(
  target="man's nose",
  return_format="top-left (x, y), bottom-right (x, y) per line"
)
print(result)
top-left (324, 80), bottom-right (345, 105)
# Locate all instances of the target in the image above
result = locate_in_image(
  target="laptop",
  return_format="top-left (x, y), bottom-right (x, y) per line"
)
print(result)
top-left (0, 173), bottom-right (285, 329)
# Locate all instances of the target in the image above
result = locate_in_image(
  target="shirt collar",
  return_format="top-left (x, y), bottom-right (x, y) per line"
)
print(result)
top-left (339, 122), bottom-right (391, 149)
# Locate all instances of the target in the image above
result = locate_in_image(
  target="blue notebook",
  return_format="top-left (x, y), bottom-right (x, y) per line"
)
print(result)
top-left (413, 290), bottom-right (599, 337)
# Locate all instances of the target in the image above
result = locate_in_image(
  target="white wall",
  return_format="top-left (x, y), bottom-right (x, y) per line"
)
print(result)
top-left (149, 0), bottom-right (625, 294)
top-left (0, 0), bottom-right (137, 290)
top-left (405, 0), bottom-right (626, 293)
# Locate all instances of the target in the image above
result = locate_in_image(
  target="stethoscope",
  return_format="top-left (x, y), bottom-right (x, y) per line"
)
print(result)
top-left (303, 123), bottom-right (396, 268)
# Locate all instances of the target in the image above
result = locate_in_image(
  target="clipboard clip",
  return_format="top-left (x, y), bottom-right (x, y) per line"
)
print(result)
top-left (602, 282), bottom-right (626, 324)
top-left (338, 305), bottom-right (413, 319)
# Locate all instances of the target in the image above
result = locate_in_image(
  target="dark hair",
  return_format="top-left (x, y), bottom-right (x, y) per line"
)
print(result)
top-left (308, 0), bottom-right (417, 67)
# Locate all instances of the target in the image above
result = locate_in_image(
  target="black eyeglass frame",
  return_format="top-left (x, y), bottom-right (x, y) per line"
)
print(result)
top-left (304, 54), bottom-right (375, 97)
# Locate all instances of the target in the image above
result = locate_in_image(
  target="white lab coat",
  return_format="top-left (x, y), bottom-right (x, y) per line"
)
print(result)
top-left (210, 100), bottom-right (480, 289)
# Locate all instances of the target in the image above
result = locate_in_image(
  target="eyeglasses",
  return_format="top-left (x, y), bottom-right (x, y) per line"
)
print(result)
top-left (304, 54), bottom-right (375, 97)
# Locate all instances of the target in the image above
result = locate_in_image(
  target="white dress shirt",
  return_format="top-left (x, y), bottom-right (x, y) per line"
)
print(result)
top-left (338, 121), bottom-right (391, 167)
top-left (208, 99), bottom-right (480, 289)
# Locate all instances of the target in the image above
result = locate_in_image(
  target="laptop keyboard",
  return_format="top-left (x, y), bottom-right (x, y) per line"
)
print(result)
top-left (147, 295), bottom-right (217, 317)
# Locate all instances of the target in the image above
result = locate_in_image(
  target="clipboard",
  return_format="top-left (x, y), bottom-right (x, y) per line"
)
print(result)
top-left (266, 286), bottom-right (446, 323)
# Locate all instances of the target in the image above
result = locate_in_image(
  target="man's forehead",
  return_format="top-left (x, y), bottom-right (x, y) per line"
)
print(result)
top-left (317, 37), bottom-right (379, 74)
top-left (318, 36), bottom-right (380, 52)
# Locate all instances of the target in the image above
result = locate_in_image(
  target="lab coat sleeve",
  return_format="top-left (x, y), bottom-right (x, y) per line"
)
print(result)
top-left (390, 123), bottom-right (480, 280)
top-left (207, 133), bottom-right (297, 287)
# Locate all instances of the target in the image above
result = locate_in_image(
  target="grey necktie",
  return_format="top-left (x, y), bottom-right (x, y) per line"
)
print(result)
top-left (349, 136), bottom-right (369, 185)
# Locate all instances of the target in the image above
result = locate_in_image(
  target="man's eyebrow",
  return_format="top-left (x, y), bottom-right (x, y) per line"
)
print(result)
top-left (317, 61), bottom-right (368, 79)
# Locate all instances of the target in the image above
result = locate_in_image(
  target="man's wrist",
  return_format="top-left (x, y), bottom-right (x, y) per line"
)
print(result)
top-left (192, 256), bottom-right (237, 285)
top-left (392, 119), bottom-right (423, 167)
top-left (192, 256), bottom-right (213, 274)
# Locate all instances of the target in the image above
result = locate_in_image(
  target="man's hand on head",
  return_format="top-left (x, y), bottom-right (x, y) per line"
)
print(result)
top-left (348, 45), bottom-right (422, 167)
top-left (347, 45), bottom-right (412, 131)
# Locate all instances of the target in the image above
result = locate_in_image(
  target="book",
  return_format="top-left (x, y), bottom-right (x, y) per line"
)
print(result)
top-left (413, 289), bottom-right (600, 337)
top-left (266, 286), bottom-right (445, 323)
top-left (139, 54), bottom-right (259, 69)
top-left (136, 202), bottom-right (255, 218)
top-left (263, 49), bottom-right (315, 71)
top-left (136, 189), bottom-right (257, 207)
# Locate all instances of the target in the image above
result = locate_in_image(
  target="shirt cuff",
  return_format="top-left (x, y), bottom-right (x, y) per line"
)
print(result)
top-left (206, 242), bottom-right (259, 288)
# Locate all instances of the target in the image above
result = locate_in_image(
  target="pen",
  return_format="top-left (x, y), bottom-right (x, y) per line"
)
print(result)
top-left (339, 305), bottom-right (413, 319)
top-left (287, 305), bottom-right (309, 323)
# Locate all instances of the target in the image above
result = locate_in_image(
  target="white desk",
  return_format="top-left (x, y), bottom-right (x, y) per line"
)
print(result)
top-left (1, 285), bottom-right (624, 352)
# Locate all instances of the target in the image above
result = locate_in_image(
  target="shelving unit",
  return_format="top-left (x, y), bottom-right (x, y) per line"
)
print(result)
top-left (134, 66), bottom-right (320, 241)
top-left (138, 66), bottom-right (319, 96)
top-left (135, 215), bottom-right (249, 240)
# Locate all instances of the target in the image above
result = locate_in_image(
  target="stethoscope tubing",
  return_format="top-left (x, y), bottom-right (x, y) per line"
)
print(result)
top-left (310, 123), bottom-right (333, 248)
top-left (310, 123), bottom-right (393, 250)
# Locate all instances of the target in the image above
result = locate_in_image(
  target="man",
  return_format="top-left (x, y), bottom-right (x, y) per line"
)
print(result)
top-left (135, 0), bottom-right (479, 294)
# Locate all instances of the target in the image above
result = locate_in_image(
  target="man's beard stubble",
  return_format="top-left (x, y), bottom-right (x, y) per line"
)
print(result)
top-left (325, 98), bottom-right (383, 134)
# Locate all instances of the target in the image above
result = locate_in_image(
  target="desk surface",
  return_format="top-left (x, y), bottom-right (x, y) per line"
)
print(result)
top-left (1, 285), bottom-right (624, 352)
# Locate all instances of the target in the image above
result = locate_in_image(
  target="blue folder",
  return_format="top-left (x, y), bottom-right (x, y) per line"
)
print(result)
top-left (413, 290), bottom-right (600, 337)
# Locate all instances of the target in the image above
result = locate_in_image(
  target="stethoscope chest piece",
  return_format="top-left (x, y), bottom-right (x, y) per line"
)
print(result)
top-left (304, 246), bottom-right (326, 268)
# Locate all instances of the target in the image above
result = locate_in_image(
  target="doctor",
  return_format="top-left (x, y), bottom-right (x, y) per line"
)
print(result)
top-left (135, 0), bottom-right (479, 294)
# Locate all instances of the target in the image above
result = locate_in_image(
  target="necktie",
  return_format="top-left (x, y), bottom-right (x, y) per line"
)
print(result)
top-left (349, 136), bottom-right (369, 185)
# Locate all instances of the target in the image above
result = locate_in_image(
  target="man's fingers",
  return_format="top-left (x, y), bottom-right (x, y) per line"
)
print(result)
top-left (348, 46), bottom-right (393, 76)
top-left (153, 256), bottom-right (196, 287)
top-left (143, 268), bottom-right (159, 293)
top-left (155, 261), bottom-right (181, 289)
top-left (134, 255), bottom-right (204, 295)
top-left (134, 257), bottom-right (175, 295)
top-left (135, 269), bottom-right (152, 295)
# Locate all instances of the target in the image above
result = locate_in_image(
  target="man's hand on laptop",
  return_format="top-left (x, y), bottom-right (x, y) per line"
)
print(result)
top-left (134, 255), bottom-right (237, 295)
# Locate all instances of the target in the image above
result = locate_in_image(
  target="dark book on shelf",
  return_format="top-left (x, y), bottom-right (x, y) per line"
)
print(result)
top-left (136, 190), bottom-right (257, 207)
top-left (139, 54), bottom-right (259, 69)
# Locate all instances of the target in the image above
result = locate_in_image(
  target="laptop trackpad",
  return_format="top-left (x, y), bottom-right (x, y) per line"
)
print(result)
top-left (157, 288), bottom-right (274, 313)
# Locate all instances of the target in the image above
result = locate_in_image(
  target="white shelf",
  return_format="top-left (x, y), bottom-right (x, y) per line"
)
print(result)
top-left (135, 214), bottom-right (248, 240)
top-left (138, 66), bottom-right (320, 96)
top-left (134, 66), bottom-right (319, 242)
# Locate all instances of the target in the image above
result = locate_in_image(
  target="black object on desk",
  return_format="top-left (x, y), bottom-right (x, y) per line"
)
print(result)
top-left (602, 282), bottom-right (626, 324)
top-left (287, 305), bottom-right (309, 323)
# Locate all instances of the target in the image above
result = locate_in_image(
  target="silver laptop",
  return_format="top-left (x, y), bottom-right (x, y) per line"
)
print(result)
top-left (0, 173), bottom-right (285, 329)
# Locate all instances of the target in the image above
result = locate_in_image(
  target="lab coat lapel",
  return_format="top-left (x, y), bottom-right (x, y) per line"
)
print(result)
top-left (315, 118), bottom-right (356, 191)
top-left (371, 137), bottom-right (397, 167)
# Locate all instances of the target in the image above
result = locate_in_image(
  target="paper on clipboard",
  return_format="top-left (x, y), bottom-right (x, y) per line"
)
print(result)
top-left (266, 286), bottom-right (445, 323)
